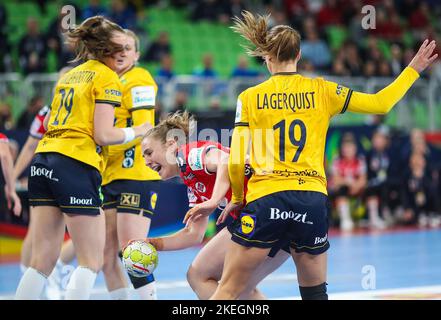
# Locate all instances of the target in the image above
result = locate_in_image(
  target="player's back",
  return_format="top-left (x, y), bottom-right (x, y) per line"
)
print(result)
top-left (241, 72), bottom-right (333, 202)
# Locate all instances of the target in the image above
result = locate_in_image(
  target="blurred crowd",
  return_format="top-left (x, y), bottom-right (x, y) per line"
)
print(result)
top-left (1, 0), bottom-right (441, 76)
top-left (328, 126), bottom-right (441, 231)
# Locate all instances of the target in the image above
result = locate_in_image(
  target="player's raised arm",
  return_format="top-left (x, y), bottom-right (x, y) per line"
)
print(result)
top-left (328, 40), bottom-right (437, 116)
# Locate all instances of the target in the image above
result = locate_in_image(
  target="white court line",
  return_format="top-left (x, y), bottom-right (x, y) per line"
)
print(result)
top-left (275, 285), bottom-right (441, 300)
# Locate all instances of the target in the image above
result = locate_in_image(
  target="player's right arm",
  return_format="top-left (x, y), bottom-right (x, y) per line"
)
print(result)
top-left (147, 215), bottom-right (210, 251)
top-left (327, 40), bottom-right (437, 116)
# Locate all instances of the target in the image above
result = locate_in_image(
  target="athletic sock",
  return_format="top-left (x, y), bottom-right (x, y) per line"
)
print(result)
top-left (15, 268), bottom-right (47, 300)
top-left (109, 287), bottom-right (130, 300)
top-left (64, 266), bottom-right (97, 300)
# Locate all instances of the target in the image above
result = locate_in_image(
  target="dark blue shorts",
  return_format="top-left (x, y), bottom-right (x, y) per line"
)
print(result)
top-left (230, 191), bottom-right (330, 255)
top-left (102, 180), bottom-right (160, 217)
top-left (28, 152), bottom-right (102, 215)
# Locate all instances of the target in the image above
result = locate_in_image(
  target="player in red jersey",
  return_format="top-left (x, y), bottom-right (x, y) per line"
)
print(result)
top-left (136, 111), bottom-right (289, 299)
top-left (0, 132), bottom-right (21, 216)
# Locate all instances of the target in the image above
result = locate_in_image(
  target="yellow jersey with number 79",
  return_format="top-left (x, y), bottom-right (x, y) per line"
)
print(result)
top-left (36, 59), bottom-right (122, 173)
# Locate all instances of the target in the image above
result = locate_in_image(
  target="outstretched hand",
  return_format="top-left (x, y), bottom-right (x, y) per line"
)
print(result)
top-left (408, 39), bottom-right (438, 74)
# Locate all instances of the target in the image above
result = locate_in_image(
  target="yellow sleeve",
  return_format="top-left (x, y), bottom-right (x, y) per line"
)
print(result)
top-left (326, 67), bottom-right (420, 116)
top-left (229, 91), bottom-right (250, 203)
top-left (346, 67), bottom-right (419, 114)
top-left (94, 71), bottom-right (122, 107)
top-left (123, 69), bottom-right (157, 112)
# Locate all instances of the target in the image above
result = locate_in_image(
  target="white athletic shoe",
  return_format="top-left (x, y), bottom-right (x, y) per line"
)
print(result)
top-left (369, 217), bottom-right (387, 230)
top-left (429, 215), bottom-right (441, 228)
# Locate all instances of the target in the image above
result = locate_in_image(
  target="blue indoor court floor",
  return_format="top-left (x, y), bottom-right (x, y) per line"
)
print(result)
top-left (1, 227), bottom-right (441, 300)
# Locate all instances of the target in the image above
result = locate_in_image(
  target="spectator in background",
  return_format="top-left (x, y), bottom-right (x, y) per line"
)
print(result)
top-left (342, 41), bottom-right (363, 76)
top-left (193, 53), bottom-right (218, 78)
top-left (390, 43), bottom-right (405, 76)
top-left (332, 58), bottom-right (350, 76)
top-left (372, 8), bottom-right (404, 42)
top-left (300, 28), bottom-right (331, 70)
top-left (231, 56), bottom-right (259, 78)
top-left (0, 102), bottom-right (13, 130)
top-left (143, 31), bottom-right (171, 63)
top-left (190, 0), bottom-right (223, 23)
top-left (316, 0), bottom-right (343, 30)
top-left (329, 133), bottom-right (367, 231)
top-left (16, 96), bottom-right (44, 130)
top-left (378, 60), bottom-right (392, 77)
top-left (363, 60), bottom-right (377, 78)
top-left (82, 0), bottom-right (108, 20)
top-left (170, 91), bottom-right (188, 113)
top-left (0, 3), bottom-right (7, 34)
top-left (157, 54), bottom-right (175, 81)
top-left (0, 32), bottom-right (12, 72)
top-left (108, 0), bottom-right (137, 30)
top-left (401, 152), bottom-right (441, 228)
top-left (18, 18), bottom-right (47, 74)
top-left (218, 0), bottom-right (247, 24)
top-left (283, 0), bottom-right (308, 29)
top-left (365, 127), bottom-right (392, 229)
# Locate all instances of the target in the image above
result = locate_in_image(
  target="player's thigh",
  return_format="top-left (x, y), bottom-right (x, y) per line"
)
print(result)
top-left (291, 250), bottom-right (327, 287)
top-left (30, 206), bottom-right (65, 273)
top-left (190, 227), bottom-right (231, 280)
top-left (246, 247), bottom-right (291, 290)
top-left (64, 211), bottom-right (105, 268)
top-left (117, 214), bottom-right (151, 246)
top-left (104, 208), bottom-right (119, 255)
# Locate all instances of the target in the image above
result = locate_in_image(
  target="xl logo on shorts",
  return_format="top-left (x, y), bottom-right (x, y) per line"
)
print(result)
top-left (70, 197), bottom-right (93, 205)
top-left (240, 214), bottom-right (256, 236)
top-left (269, 208), bottom-right (313, 225)
top-left (30, 166), bottom-right (59, 181)
top-left (121, 193), bottom-right (140, 207)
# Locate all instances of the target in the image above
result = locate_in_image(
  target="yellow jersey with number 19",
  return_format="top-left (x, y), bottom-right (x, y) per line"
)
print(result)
top-left (36, 60), bottom-right (122, 173)
top-left (102, 66), bottom-right (160, 186)
top-left (232, 67), bottom-right (419, 204)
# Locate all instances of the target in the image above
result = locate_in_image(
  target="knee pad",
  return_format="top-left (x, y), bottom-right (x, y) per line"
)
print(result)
top-left (128, 273), bottom-right (155, 289)
top-left (299, 282), bottom-right (328, 300)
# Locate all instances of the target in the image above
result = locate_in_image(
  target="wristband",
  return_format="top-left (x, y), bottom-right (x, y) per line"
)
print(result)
top-left (122, 127), bottom-right (136, 144)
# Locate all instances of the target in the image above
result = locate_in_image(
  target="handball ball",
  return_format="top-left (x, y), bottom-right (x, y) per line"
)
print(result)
top-left (122, 240), bottom-right (158, 277)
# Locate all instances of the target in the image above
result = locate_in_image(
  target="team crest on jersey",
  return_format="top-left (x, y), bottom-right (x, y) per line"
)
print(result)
top-left (149, 192), bottom-right (158, 210)
top-left (121, 193), bottom-right (140, 207)
top-left (195, 182), bottom-right (206, 193)
top-left (240, 213), bottom-right (256, 236)
top-left (188, 147), bottom-right (204, 171)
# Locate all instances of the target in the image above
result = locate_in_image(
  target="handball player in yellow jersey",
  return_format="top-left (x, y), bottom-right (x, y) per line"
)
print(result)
top-left (211, 11), bottom-right (438, 300)
top-left (15, 17), bottom-right (150, 300)
top-left (101, 30), bottom-right (161, 300)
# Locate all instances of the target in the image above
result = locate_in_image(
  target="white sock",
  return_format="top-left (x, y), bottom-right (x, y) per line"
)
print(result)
top-left (109, 287), bottom-right (130, 300)
top-left (20, 264), bottom-right (28, 274)
top-left (339, 202), bottom-right (351, 221)
top-left (64, 266), bottom-right (97, 300)
top-left (368, 201), bottom-right (380, 222)
top-left (15, 268), bottom-right (47, 300)
top-left (136, 281), bottom-right (157, 300)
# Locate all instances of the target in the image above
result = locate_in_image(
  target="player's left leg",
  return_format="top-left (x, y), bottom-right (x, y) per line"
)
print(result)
top-left (210, 242), bottom-right (270, 300)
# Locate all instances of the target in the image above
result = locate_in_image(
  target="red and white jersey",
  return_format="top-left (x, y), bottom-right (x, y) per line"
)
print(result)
top-left (177, 141), bottom-right (252, 218)
top-left (331, 156), bottom-right (366, 185)
top-left (0, 133), bottom-right (8, 143)
top-left (29, 106), bottom-right (50, 139)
